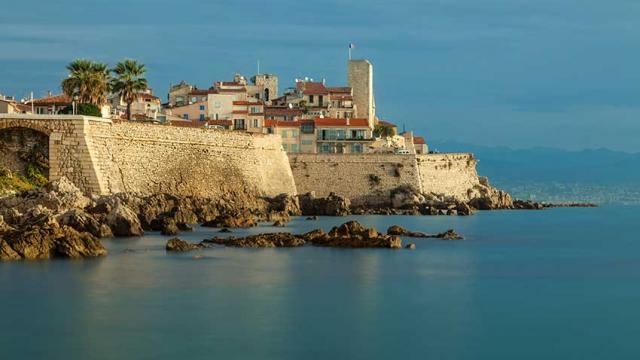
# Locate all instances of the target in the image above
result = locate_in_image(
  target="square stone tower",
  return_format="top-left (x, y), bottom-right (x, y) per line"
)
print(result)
top-left (348, 59), bottom-right (375, 128)
top-left (250, 74), bottom-right (278, 102)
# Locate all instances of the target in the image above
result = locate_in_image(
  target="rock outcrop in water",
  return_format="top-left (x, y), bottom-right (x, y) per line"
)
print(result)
top-left (166, 238), bottom-right (204, 252)
top-left (306, 221), bottom-right (402, 248)
top-left (204, 233), bottom-right (306, 248)
top-left (386, 225), bottom-right (464, 240)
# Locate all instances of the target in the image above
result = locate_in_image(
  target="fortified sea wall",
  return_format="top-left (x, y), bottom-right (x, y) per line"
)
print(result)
top-left (289, 153), bottom-right (482, 206)
top-left (0, 115), bottom-right (297, 199)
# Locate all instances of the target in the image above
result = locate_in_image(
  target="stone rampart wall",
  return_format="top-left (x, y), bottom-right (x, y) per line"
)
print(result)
top-left (290, 153), bottom-right (481, 206)
top-left (86, 121), bottom-right (296, 199)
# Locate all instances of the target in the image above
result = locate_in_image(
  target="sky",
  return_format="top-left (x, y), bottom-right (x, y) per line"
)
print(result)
top-left (1, 0), bottom-right (639, 152)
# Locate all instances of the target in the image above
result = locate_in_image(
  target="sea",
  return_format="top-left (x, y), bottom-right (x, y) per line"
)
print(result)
top-left (1, 206), bottom-right (639, 359)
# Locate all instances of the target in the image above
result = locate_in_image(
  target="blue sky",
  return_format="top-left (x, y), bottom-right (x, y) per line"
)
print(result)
top-left (1, 0), bottom-right (639, 152)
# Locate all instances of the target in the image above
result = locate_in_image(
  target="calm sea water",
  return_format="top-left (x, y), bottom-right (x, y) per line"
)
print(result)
top-left (1, 206), bottom-right (639, 359)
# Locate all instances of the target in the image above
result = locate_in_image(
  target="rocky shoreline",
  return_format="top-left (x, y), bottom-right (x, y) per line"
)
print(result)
top-left (165, 221), bottom-right (461, 251)
top-left (0, 177), bottom-right (594, 261)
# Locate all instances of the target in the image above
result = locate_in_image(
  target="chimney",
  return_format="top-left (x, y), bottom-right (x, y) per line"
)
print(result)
top-left (47, 90), bottom-right (52, 97)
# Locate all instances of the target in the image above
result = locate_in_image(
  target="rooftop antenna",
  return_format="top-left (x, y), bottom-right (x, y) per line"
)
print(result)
top-left (257, 60), bottom-right (260, 75)
top-left (403, 122), bottom-right (406, 133)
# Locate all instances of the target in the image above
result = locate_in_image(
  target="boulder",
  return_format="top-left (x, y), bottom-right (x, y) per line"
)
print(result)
top-left (298, 192), bottom-right (350, 216)
top-left (166, 238), bottom-right (203, 252)
top-left (105, 202), bottom-right (144, 237)
top-left (390, 185), bottom-right (425, 209)
top-left (57, 209), bottom-right (109, 238)
top-left (160, 218), bottom-right (179, 236)
top-left (0, 221), bottom-right (106, 261)
top-left (268, 193), bottom-right (301, 216)
top-left (405, 243), bottom-right (417, 250)
top-left (272, 220), bottom-right (287, 227)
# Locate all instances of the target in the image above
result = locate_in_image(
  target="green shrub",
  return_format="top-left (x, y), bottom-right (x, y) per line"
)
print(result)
top-left (25, 164), bottom-right (48, 187)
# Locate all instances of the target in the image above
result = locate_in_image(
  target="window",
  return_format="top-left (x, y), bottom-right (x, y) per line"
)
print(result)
top-left (301, 123), bottom-right (314, 134)
top-left (214, 101), bottom-right (221, 108)
top-left (199, 105), bottom-right (205, 111)
top-left (291, 129), bottom-right (299, 137)
top-left (199, 114), bottom-right (205, 121)
top-left (290, 144), bottom-right (299, 153)
top-left (318, 95), bottom-right (323, 106)
top-left (250, 106), bottom-right (260, 114)
top-left (282, 144), bottom-right (288, 151)
top-left (319, 143), bottom-right (332, 153)
top-left (266, 127), bottom-right (274, 134)
top-left (351, 143), bottom-right (363, 153)
top-left (281, 130), bottom-right (287, 138)
top-left (253, 119), bottom-right (259, 127)
top-left (301, 139), bottom-right (313, 145)
top-left (309, 95), bottom-right (314, 103)
top-left (183, 113), bottom-right (189, 120)
top-left (234, 119), bottom-right (246, 130)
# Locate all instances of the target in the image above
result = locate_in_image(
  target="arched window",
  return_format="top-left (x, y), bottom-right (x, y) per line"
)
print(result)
top-left (264, 88), bottom-right (270, 102)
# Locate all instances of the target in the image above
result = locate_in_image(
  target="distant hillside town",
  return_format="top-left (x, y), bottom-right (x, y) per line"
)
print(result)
top-left (0, 59), bottom-right (428, 155)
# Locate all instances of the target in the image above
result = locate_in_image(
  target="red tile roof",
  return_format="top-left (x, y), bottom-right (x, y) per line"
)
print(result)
top-left (264, 107), bottom-right (303, 116)
top-left (296, 81), bottom-right (329, 95)
top-left (264, 119), bottom-right (302, 128)
top-left (233, 101), bottom-right (263, 106)
top-left (188, 89), bottom-right (216, 96)
top-left (31, 94), bottom-right (71, 106)
top-left (413, 136), bottom-right (426, 145)
top-left (327, 87), bottom-right (352, 94)
top-left (314, 117), bottom-right (369, 127)
top-left (329, 95), bottom-right (353, 101)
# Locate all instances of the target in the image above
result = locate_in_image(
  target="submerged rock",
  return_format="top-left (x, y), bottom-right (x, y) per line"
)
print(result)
top-left (436, 229), bottom-right (464, 240)
top-left (204, 233), bottom-right (305, 248)
top-left (166, 238), bottom-right (203, 252)
top-left (405, 243), bottom-right (417, 250)
top-left (387, 225), bottom-right (428, 237)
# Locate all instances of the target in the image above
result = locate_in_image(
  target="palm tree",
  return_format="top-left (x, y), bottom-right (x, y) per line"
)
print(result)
top-left (110, 59), bottom-right (148, 120)
top-left (61, 59), bottom-right (110, 105)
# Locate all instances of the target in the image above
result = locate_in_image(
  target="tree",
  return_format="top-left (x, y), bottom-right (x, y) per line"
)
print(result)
top-left (374, 124), bottom-right (396, 138)
top-left (59, 103), bottom-right (102, 117)
top-left (110, 59), bottom-right (148, 121)
top-left (61, 59), bottom-right (110, 105)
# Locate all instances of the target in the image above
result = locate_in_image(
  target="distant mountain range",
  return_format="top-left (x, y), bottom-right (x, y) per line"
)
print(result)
top-left (429, 140), bottom-right (640, 204)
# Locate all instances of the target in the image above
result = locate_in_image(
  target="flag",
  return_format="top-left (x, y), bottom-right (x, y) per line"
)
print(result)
top-left (349, 43), bottom-right (356, 49)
